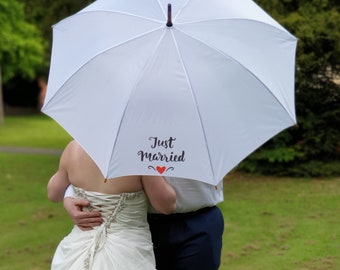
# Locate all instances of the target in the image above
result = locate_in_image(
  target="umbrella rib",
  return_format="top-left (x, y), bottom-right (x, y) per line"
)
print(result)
top-left (172, 0), bottom-right (192, 22)
top-left (169, 30), bottom-right (216, 181)
top-left (156, 0), bottom-right (167, 19)
top-left (176, 18), bottom-right (295, 39)
top-left (86, 26), bottom-right (164, 61)
top-left (61, 9), bottom-right (164, 25)
top-left (168, 0), bottom-right (289, 34)
top-left (175, 26), bottom-right (296, 123)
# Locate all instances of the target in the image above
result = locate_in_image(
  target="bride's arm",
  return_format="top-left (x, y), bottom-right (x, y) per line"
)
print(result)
top-left (47, 145), bottom-right (71, 202)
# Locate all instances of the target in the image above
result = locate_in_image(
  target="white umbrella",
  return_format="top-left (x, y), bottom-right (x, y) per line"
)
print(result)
top-left (42, 0), bottom-right (297, 185)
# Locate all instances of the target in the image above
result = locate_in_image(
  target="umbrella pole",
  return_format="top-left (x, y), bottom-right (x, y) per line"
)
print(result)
top-left (166, 4), bottom-right (173, 27)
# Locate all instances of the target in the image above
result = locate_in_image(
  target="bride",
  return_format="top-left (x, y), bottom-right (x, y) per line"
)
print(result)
top-left (47, 140), bottom-right (176, 270)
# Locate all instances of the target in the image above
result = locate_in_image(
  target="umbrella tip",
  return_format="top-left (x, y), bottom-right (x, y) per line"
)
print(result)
top-left (166, 3), bottom-right (173, 27)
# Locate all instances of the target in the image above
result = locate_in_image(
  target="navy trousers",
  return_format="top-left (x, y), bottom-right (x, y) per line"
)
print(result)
top-left (147, 206), bottom-right (224, 270)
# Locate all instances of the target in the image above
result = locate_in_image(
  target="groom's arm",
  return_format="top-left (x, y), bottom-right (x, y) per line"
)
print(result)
top-left (63, 185), bottom-right (102, 230)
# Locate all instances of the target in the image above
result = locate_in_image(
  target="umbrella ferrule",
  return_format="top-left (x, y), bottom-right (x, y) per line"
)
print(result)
top-left (166, 4), bottom-right (173, 27)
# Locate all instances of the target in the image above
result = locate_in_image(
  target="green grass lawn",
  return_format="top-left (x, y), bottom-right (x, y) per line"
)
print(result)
top-left (221, 174), bottom-right (339, 270)
top-left (0, 115), bottom-right (339, 269)
top-left (0, 114), bottom-right (71, 148)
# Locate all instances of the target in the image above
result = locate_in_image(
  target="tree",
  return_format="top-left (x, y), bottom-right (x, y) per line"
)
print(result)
top-left (239, 0), bottom-right (340, 177)
top-left (18, 0), bottom-right (94, 78)
top-left (0, 0), bottom-right (45, 121)
top-left (0, 67), bottom-right (4, 124)
top-left (0, 0), bottom-right (45, 83)
top-left (1, 1), bottom-right (92, 119)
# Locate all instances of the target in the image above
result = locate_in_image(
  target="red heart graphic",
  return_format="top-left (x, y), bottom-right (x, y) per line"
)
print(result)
top-left (156, 166), bottom-right (166, 174)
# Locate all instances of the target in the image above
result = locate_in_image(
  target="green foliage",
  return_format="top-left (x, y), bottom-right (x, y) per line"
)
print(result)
top-left (0, 0), bottom-right (94, 82)
top-left (18, 0), bottom-right (95, 78)
top-left (241, 0), bottom-right (340, 177)
top-left (0, 0), bottom-right (45, 82)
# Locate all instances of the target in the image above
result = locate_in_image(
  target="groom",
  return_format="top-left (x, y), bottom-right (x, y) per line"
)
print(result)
top-left (63, 177), bottom-right (224, 270)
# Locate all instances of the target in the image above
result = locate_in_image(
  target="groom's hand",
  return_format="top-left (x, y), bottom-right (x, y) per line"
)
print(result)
top-left (64, 197), bottom-right (102, 231)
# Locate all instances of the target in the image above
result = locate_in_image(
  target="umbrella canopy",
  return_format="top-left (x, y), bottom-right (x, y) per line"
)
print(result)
top-left (42, 0), bottom-right (297, 185)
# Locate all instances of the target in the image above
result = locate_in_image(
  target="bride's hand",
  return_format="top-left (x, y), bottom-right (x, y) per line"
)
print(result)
top-left (63, 197), bottom-right (102, 231)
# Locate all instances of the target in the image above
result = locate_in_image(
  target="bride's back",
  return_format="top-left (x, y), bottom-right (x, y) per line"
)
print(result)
top-left (65, 140), bottom-right (143, 195)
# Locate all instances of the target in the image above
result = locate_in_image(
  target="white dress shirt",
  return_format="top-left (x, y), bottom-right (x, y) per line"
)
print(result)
top-left (149, 177), bottom-right (223, 213)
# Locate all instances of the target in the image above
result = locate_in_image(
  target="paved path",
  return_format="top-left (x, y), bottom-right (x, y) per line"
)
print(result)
top-left (0, 146), bottom-right (62, 155)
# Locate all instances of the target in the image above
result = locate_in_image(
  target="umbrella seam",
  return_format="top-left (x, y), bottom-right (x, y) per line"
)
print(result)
top-left (172, 0), bottom-right (192, 22)
top-left (108, 31), bottom-right (168, 177)
top-left (54, 10), bottom-right (164, 27)
top-left (170, 30), bottom-right (216, 181)
top-left (175, 18), bottom-right (296, 39)
top-left (156, 0), bottom-right (167, 19)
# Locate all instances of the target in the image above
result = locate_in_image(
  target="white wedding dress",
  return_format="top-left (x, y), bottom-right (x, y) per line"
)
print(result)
top-left (51, 187), bottom-right (156, 270)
